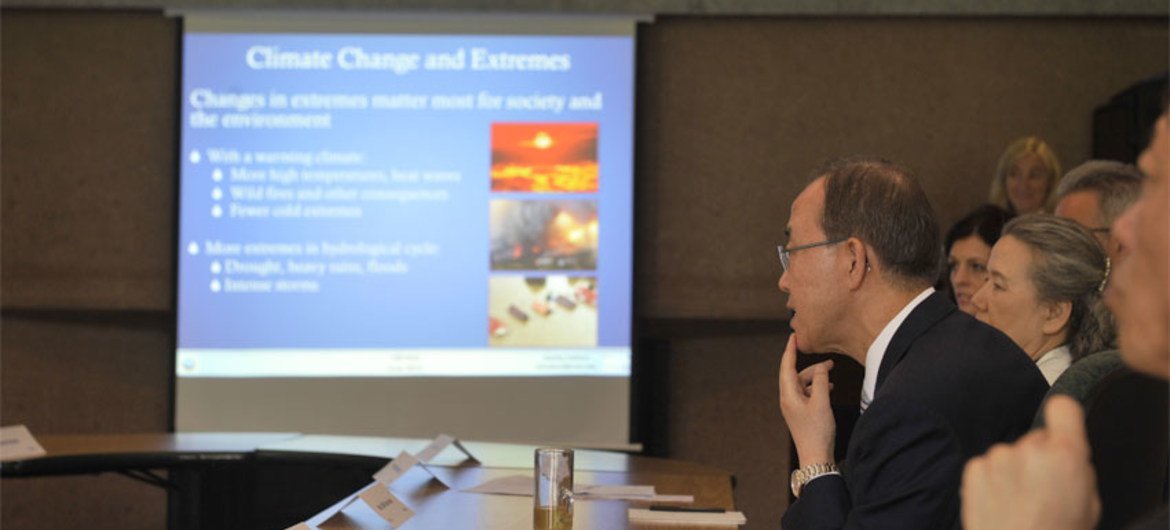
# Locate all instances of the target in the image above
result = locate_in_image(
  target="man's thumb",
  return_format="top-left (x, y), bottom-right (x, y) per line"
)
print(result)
top-left (1044, 395), bottom-right (1088, 445)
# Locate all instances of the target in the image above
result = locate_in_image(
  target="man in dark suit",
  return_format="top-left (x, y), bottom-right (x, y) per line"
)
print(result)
top-left (777, 157), bottom-right (1049, 530)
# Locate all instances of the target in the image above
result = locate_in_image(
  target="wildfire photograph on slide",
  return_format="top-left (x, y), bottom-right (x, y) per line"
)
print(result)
top-left (490, 122), bottom-right (599, 193)
top-left (489, 199), bottom-right (598, 271)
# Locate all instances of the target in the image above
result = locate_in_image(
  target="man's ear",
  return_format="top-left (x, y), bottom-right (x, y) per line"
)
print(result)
top-left (844, 238), bottom-right (868, 290)
top-left (1041, 299), bottom-right (1073, 336)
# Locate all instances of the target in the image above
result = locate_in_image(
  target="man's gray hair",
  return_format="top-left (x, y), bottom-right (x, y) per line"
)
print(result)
top-left (818, 157), bottom-right (940, 287)
top-left (1055, 160), bottom-right (1143, 226)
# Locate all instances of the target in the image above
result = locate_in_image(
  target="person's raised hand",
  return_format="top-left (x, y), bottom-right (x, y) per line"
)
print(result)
top-left (961, 395), bottom-right (1100, 530)
top-left (778, 334), bottom-right (836, 467)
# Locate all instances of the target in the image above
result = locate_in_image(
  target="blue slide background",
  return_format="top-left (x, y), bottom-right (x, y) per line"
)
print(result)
top-left (178, 33), bottom-right (634, 351)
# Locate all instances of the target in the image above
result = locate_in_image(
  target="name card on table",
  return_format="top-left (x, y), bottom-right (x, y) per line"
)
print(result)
top-left (415, 433), bottom-right (479, 463)
top-left (0, 425), bottom-right (46, 462)
top-left (359, 483), bottom-right (415, 528)
top-left (373, 450), bottom-right (451, 488)
top-left (373, 451), bottom-right (420, 485)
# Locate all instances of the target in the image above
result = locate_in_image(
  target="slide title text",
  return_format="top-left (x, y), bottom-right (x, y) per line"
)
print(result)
top-left (245, 46), bottom-right (572, 74)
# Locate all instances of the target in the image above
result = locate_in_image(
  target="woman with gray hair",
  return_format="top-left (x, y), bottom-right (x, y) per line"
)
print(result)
top-left (971, 215), bottom-right (1114, 385)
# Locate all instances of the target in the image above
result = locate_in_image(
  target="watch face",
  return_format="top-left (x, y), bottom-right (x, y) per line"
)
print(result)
top-left (790, 468), bottom-right (803, 497)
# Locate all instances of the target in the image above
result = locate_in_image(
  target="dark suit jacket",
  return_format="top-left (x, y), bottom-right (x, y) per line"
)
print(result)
top-left (782, 292), bottom-right (1049, 530)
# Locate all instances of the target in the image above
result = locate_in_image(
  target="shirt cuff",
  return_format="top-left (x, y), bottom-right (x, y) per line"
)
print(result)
top-left (804, 470), bottom-right (842, 487)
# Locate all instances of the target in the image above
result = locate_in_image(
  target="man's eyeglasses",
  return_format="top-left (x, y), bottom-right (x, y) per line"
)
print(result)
top-left (778, 238), bottom-right (845, 272)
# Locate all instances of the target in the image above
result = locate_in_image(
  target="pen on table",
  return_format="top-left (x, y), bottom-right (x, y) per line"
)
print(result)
top-left (648, 505), bottom-right (726, 513)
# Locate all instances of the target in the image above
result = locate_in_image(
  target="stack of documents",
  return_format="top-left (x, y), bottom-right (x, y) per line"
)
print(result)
top-left (628, 507), bottom-right (746, 527)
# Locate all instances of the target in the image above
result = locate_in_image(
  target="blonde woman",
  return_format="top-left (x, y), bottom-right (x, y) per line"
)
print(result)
top-left (989, 136), bottom-right (1062, 214)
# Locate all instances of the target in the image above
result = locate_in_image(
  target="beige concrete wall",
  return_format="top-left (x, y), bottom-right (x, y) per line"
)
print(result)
top-left (636, 16), bottom-right (1168, 319)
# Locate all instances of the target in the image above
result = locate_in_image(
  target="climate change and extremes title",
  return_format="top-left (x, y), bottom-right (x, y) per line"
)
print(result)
top-left (244, 46), bottom-right (572, 74)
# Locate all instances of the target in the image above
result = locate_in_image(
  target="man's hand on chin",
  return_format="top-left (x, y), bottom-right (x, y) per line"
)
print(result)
top-left (779, 334), bottom-right (836, 467)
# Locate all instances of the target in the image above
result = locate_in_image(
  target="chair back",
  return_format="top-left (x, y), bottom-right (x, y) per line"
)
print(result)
top-left (1084, 368), bottom-right (1169, 530)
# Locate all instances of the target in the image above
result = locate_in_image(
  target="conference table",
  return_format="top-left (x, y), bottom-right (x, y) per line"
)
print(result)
top-left (1, 433), bottom-right (741, 529)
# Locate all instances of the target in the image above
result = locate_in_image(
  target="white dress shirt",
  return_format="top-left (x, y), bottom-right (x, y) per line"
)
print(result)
top-left (1035, 345), bottom-right (1072, 386)
top-left (859, 288), bottom-right (935, 413)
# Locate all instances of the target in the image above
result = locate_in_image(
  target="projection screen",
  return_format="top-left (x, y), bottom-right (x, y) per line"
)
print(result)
top-left (174, 11), bottom-right (639, 448)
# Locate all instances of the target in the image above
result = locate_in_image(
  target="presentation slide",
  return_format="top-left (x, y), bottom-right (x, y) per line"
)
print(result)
top-left (174, 15), bottom-right (637, 447)
top-left (178, 32), bottom-right (633, 377)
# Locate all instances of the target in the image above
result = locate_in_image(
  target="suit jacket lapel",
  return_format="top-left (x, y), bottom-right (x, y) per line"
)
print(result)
top-left (874, 292), bottom-right (956, 394)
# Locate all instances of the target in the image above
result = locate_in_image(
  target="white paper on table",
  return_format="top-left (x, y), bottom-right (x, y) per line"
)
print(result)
top-left (462, 474), bottom-right (533, 496)
top-left (628, 507), bottom-right (747, 526)
top-left (463, 476), bottom-right (694, 503)
top-left (417, 462), bottom-right (452, 487)
top-left (645, 494), bottom-right (697, 503)
top-left (575, 484), bottom-right (655, 498)
top-left (0, 425), bottom-right (47, 462)
top-left (576, 485), bottom-right (694, 503)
